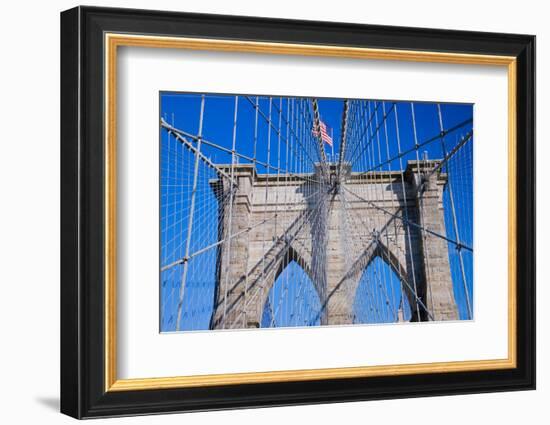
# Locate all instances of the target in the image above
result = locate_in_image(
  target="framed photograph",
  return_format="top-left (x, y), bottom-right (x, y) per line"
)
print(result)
top-left (60, 6), bottom-right (535, 419)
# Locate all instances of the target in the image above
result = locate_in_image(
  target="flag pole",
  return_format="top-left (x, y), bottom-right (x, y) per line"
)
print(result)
top-left (331, 127), bottom-right (334, 162)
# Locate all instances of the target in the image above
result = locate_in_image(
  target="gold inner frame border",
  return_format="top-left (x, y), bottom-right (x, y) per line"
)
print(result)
top-left (104, 33), bottom-right (517, 392)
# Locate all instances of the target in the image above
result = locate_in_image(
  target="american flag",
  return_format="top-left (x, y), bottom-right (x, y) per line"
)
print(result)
top-left (312, 120), bottom-right (333, 147)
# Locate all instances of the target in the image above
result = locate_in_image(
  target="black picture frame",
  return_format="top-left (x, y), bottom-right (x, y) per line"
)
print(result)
top-left (61, 5), bottom-right (535, 419)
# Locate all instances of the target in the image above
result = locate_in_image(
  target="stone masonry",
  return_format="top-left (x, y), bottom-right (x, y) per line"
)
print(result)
top-left (209, 160), bottom-right (459, 329)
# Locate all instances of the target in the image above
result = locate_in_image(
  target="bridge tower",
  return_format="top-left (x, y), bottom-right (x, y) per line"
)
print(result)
top-left (210, 159), bottom-right (459, 329)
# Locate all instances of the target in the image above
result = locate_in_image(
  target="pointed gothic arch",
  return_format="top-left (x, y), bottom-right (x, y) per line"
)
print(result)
top-left (353, 251), bottom-right (413, 323)
top-left (354, 238), bottom-right (427, 322)
top-left (260, 257), bottom-right (322, 328)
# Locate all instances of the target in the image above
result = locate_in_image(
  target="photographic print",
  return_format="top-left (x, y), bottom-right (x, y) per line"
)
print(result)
top-left (160, 93), bottom-right (473, 332)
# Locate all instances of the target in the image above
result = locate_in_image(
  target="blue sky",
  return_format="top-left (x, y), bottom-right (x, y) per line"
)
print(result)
top-left (160, 93), bottom-right (471, 170)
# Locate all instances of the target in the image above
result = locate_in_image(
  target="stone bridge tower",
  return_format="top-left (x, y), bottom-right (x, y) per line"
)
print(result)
top-left (210, 160), bottom-right (459, 329)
